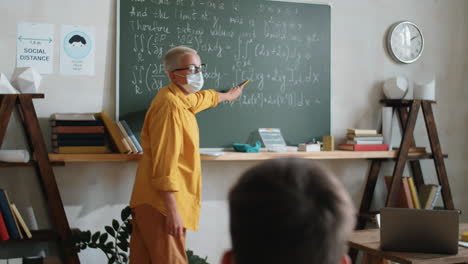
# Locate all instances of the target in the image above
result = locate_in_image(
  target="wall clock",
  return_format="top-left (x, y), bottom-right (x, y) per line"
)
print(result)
top-left (387, 21), bottom-right (424, 64)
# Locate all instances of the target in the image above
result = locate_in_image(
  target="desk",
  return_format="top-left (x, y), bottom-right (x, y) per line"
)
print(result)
top-left (349, 223), bottom-right (468, 264)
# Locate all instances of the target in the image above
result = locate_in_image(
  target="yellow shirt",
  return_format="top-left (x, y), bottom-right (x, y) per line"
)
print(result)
top-left (130, 83), bottom-right (219, 231)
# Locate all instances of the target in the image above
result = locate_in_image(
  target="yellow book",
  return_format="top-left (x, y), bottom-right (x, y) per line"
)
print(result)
top-left (407, 177), bottom-right (421, 209)
top-left (99, 111), bottom-right (131, 153)
top-left (117, 121), bottom-right (138, 153)
top-left (10, 204), bottom-right (32, 239)
top-left (54, 146), bottom-right (109, 154)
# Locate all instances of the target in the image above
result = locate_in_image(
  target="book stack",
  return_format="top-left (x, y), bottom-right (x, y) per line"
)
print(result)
top-left (0, 189), bottom-right (32, 241)
top-left (384, 176), bottom-right (441, 209)
top-left (393, 146), bottom-right (427, 154)
top-left (50, 113), bottom-right (109, 154)
top-left (99, 111), bottom-right (142, 154)
top-left (338, 128), bottom-right (389, 151)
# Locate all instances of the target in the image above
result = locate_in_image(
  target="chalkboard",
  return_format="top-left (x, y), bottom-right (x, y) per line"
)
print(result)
top-left (117, 0), bottom-right (330, 148)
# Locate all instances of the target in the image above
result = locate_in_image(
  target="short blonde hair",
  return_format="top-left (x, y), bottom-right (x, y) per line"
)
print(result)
top-left (229, 158), bottom-right (356, 264)
top-left (163, 46), bottom-right (198, 74)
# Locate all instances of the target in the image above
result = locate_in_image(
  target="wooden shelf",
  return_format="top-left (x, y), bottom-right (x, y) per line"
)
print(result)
top-left (0, 229), bottom-right (57, 245)
top-left (47, 151), bottom-right (447, 162)
top-left (49, 153), bottom-right (143, 162)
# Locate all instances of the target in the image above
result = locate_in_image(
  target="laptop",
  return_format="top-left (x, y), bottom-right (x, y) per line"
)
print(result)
top-left (380, 207), bottom-right (460, 254)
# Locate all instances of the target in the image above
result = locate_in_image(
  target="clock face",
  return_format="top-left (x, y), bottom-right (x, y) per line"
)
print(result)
top-left (387, 22), bottom-right (424, 63)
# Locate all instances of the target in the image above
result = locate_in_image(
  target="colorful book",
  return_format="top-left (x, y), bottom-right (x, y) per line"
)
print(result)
top-left (52, 126), bottom-right (105, 134)
top-left (51, 133), bottom-right (105, 140)
top-left (0, 190), bottom-right (20, 239)
top-left (431, 185), bottom-right (442, 209)
top-left (346, 140), bottom-right (384, 145)
top-left (52, 138), bottom-right (106, 147)
top-left (116, 121), bottom-right (138, 153)
top-left (51, 113), bottom-right (96, 121)
top-left (407, 177), bottom-right (421, 209)
top-left (347, 135), bottom-right (384, 141)
top-left (99, 111), bottom-right (131, 153)
top-left (384, 176), bottom-right (414, 208)
top-left (347, 128), bottom-right (378, 135)
top-left (419, 184), bottom-right (440, 209)
top-left (10, 204), bottom-right (32, 239)
top-left (338, 144), bottom-right (389, 151)
top-left (53, 146), bottom-right (109, 154)
top-left (392, 147), bottom-right (427, 153)
top-left (120, 120), bottom-right (143, 153)
top-left (0, 211), bottom-right (10, 240)
top-left (50, 120), bottom-right (104, 126)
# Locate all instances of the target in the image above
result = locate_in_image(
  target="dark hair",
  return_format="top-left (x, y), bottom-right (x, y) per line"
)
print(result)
top-left (228, 158), bottom-right (355, 264)
top-left (69, 35), bottom-right (86, 45)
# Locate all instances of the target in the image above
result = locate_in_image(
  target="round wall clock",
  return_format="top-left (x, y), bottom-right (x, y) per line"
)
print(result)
top-left (387, 21), bottom-right (424, 64)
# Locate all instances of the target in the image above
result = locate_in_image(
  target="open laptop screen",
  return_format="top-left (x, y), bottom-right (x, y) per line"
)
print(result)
top-left (380, 207), bottom-right (460, 254)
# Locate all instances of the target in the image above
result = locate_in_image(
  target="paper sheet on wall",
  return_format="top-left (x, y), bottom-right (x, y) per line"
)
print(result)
top-left (17, 23), bottom-right (54, 74)
top-left (60, 25), bottom-right (95, 75)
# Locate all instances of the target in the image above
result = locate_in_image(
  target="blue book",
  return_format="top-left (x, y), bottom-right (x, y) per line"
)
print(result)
top-left (120, 120), bottom-right (143, 153)
top-left (0, 190), bottom-right (20, 239)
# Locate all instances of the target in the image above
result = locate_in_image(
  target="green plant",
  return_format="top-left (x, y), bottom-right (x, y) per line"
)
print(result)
top-left (70, 206), bottom-right (209, 264)
top-left (187, 249), bottom-right (209, 264)
top-left (71, 206), bottom-right (132, 264)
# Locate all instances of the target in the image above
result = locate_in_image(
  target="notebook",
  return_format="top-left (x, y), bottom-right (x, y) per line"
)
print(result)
top-left (380, 207), bottom-right (460, 254)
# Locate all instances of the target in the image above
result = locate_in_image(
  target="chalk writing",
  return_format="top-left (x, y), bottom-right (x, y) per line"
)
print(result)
top-left (121, 0), bottom-right (329, 110)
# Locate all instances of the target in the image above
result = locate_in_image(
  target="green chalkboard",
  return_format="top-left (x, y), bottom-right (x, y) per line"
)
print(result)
top-left (118, 0), bottom-right (330, 148)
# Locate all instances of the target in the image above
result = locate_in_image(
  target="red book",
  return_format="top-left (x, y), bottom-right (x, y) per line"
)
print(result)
top-left (338, 144), bottom-right (389, 151)
top-left (0, 211), bottom-right (10, 240)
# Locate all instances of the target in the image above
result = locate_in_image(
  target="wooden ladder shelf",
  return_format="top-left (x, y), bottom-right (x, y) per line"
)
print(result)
top-left (0, 94), bottom-right (79, 263)
top-left (350, 99), bottom-right (454, 262)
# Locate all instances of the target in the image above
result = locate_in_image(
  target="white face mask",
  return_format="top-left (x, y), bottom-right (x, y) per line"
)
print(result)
top-left (176, 72), bottom-right (204, 94)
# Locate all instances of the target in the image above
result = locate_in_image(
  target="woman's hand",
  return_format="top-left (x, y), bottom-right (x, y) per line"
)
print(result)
top-left (218, 85), bottom-right (244, 102)
top-left (166, 208), bottom-right (184, 238)
top-left (160, 191), bottom-right (184, 238)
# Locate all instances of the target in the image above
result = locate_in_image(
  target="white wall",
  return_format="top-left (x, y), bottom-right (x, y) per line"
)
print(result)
top-left (0, 0), bottom-right (467, 263)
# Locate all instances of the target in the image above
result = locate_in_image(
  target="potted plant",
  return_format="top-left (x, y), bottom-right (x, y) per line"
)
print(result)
top-left (70, 206), bottom-right (209, 264)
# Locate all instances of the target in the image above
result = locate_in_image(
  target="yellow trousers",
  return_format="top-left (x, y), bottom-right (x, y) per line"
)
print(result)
top-left (130, 204), bottom-right (188, 264)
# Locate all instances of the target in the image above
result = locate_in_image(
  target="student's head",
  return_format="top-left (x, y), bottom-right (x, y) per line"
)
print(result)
top-left (223, 158), bottom-right (355, 264)
top-left (163, 46), bottom-right (205, 94)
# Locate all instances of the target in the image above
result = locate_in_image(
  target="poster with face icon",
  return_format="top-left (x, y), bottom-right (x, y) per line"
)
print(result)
top-left (60, 25), bottom-right (95, 75)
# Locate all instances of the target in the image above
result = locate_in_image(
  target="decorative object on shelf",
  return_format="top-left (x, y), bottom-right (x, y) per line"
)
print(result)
top-left (233, 141), bottom-right (261, 153)
top-left (386, 21), bottom-right (424, 64)
top-left (414, 78), bottom-right (435, 100)
top-left (298, 143), bottom-right (320, 152)
top-left (382, 76), bottom-right (409, 99)
top-left (322, 136), bottom-right (334, 151)
top-left (70, 206), bottom-right (209, 264)
top-left (382, 106), bottom-right (393, 146)
top-left (0, 150), bottom-right (30, 163)
top-left (11, 67), bottom-right (42, 93)
top-left (0, 73), bottom-right (19, 94)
